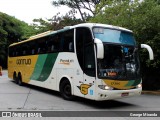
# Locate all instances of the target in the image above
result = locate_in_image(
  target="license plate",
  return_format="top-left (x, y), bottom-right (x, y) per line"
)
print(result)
top-left (121, 92), bottom-right (129, 97)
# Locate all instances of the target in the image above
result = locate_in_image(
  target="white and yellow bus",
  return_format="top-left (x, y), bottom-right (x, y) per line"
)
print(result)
top-left (8, 23), bottom-right (154, 101)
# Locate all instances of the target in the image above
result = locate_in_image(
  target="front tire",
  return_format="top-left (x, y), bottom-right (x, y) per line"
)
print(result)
top-left (60, 79), bottom-right (74, 100)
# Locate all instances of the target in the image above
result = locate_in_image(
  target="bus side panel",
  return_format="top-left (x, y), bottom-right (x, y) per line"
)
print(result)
top-left (8, 55), bottom-right (38, 83)
top-left (8, 57), bottom-right (14, 79)
top-left (52, 52), bottom-right (85, 98)
top-left (29, 53), bottom-right (58, 88)
top-left (83, 74), bottom-right (96, 100)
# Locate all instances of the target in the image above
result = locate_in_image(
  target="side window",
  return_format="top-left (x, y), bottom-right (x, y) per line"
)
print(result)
top-left (9, 45), bottom-right (20, 57)
top-left (76, 27), bottom-right (95, 77)
top-left (36, 37), bottom-right (48, 54)
top-left (47, 30), bottom-right (74, 53)
top-left (21, 43), bottom-right (29, 56)
top-left (29, 41), bottom-right (36, 55)
top-left (15, 46), bottom-right (20, 56)
top-left (53, 29), bottom-right (74, 52)
top-left (48, 34), bottom-right (61, 52)
top-left (62, 29), bottom-right (74, 52)
top-left (8, 29), bottom-right (74, 56)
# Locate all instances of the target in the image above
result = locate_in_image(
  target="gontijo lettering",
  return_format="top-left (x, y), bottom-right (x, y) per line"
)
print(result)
top-left (16, 59), bottom-right (31, 65)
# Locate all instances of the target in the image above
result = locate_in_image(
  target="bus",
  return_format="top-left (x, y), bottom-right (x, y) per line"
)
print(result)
top-left (8, 23), bottom-right (154, 101)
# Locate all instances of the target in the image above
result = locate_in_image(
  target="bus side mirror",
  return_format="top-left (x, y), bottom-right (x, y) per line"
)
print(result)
top-left (141, 44), bottom-right (154, 60)
top-left (94, 38), bottom-right (104, 59)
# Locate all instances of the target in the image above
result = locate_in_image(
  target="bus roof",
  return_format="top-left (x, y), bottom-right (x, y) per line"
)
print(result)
top-left (73, 23), bottom-right (132, 33)
top-left (9, 30), bottom-right (54, 47)
top-left (9, 23), bottom-right (132, 47)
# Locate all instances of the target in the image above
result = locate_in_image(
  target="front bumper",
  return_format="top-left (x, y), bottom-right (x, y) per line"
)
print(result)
top-left (95, 88), bottom-right (142, 101)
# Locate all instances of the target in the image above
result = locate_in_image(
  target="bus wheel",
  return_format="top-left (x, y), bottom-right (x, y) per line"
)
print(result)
top-left (17, 73), bottom-right (23, 86)
top-left (60, 79), bottom-right (74, 100)
top-left (13, 72), bottom-right (18, 84)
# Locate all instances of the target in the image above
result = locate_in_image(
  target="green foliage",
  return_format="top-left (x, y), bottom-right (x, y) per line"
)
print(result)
top-left (50, 12), bottom-right (83, 30)
top-left (31, 18), bottom-right (52, 34)
top-left (0, 12), bottom-right (36, 42)
top-left (31, 12), bottom-right (83, 33)
top-left (0, 12), bottom-right (37, 67)
top-left (91, 0), bottom-right (139, 26)
top-left (0, 12), bottom-right (21, 44)
top-left (19, 22), bottom-right (37, 40)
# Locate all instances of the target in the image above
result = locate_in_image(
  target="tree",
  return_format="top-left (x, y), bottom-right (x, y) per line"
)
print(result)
top-left (31, 18), bottom-right (52, 34)
top-left (0, 37), bottom-right (6, 65)
top-left (50, 11), bottom-right (83, 30)
top-left (0, 12), bottom-right (37, 68)
top-left (52, 0), bottom-right (101, 21)
top-left (31, 12), bottom-right (83, 32)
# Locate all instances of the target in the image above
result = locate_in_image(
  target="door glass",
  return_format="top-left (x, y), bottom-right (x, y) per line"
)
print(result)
top-left (76, 27), bottom-right (95, 77)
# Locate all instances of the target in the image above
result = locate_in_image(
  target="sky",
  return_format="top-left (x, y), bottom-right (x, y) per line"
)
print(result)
top-left (0, 0), bottom-right (71, 24)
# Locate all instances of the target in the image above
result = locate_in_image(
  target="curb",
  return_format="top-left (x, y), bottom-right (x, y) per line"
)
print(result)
top-left (142, 91), bottom-right (160, 95)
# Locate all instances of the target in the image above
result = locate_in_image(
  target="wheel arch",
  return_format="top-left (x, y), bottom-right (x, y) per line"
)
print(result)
top-left (58, 76), bottom-right (74, 95)
top-left (18, 72), bottom-right (22, 79)
top-left (13, 71), bottom-right (17, 76)
top-left (13, 70), bottom-right (22, 78)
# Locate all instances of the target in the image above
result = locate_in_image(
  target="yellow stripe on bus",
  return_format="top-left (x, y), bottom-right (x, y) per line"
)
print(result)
top-left (103, 79), bottom-right (135, 90)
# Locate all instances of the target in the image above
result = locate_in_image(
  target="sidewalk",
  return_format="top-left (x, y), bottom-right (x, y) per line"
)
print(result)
top-left (142, 90), bottom-right (160, 95)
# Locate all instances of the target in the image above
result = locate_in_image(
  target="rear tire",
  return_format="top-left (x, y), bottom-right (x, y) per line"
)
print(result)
top-left (13, 72), bottom-right (18, 84)
top-left (17, 73), bottom-right (23, 86)
top-left (60, 79), bottom-right (74, 100)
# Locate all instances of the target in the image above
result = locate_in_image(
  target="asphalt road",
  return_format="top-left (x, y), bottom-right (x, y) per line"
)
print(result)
top-left (0, 70), bottom-right (160, 120)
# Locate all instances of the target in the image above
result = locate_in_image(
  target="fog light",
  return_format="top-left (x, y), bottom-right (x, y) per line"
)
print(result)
top-left (98, 85), bottom-right (113, 90)
top-left (137, 84), bottom-right (142, 88)
top-left (105, 86), bottom-right (111, 90)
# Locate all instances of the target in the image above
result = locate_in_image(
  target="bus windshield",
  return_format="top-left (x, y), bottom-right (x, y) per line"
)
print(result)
top-left (93, 27), bottom-right (136, 45)
top-left (93, 28), bottom-right (140, 80)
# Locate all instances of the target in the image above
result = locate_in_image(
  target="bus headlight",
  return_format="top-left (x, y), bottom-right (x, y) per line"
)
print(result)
top-left (137, 84), bottom-right (142, 88)
top-left (98, 85), bottom-right (113, 90)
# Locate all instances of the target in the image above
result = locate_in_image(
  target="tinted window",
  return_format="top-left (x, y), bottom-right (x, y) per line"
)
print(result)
top-left (62, 29), bottom-right (74, 52)
top-left (9, 29), bottom-right (75, 57)
top-left (76, 27), bottom-right (95, 77)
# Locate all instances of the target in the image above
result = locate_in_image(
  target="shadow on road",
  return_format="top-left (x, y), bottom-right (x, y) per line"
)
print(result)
top-left (75, 97), bottom-right (135, 109)
top-left (11, 81), bottom-right (61, 97)
top-left (11, 80), bottom-right (136, 109)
